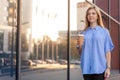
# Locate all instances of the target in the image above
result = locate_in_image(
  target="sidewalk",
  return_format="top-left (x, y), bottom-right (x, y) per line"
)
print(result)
top-left (109, 70), bottom-right (120, 80)
top-left (0, 65), bottom-right (120, 80)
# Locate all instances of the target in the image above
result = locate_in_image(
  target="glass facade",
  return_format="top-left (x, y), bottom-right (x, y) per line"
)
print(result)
top-left (0, 0), bottom-right (97, 80)
top-left (8, 31), bottom-right (16, 51)
top-left (1, 0), bottom-right (120, 80)
top-left (0, 0), bottom-right (86, 80)
top-left (0, 0), bottom-right (16, 80)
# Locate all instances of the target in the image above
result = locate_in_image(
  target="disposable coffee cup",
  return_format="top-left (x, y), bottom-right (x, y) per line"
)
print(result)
top-left (77, 34), bottom-right (84, 37)
top-left (77, 33), bottom-right (84, 47)
top-left (77, 34), bottom-right (84, 41)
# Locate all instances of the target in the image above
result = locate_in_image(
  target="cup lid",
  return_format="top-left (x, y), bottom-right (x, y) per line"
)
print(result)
top-left (78, 34), bottom-right (84, 37)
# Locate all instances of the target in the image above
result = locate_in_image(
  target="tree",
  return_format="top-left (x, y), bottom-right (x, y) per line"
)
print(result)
top-left (70, 38), bottom-right (79, 60)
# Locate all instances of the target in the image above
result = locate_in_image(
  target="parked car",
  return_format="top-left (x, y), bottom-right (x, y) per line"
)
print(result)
top-left (70, 60), bottom-right (80, 65)
top-left (58, 59), bottom-right (67, 65)
top-left (46, 59), bottom-right (57, 64)
top-left (21, 59), bottom-right (36, 66)
top-left (4, 58), bottom-right (16, 67)
top-left (33, 60), bottom-right (46, 64)
top-left (0, 58), bottom-right (4, 68)
top-left (29, 59), bottom-right (37, 66)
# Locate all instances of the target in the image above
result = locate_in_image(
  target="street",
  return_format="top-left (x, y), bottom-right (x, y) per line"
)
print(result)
top-left (21, 67), bottom-right (83, 80)
top-left (1, 65), bottom-right (120, 80)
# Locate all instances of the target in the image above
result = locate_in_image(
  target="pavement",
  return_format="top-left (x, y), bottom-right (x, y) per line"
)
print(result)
top-left (0, 64), bottom-right (120, 80)
top-left (109, 70), bottom-right (120, 80)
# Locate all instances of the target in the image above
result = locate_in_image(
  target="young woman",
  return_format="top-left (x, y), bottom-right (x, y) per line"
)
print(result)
top-left (77, 6), bottom-right (114, 80)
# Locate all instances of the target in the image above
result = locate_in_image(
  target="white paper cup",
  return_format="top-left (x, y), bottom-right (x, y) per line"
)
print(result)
top-left (77, 34), bottom-right (84, 37)
top-left (77, 34), bottom-right (84, 46)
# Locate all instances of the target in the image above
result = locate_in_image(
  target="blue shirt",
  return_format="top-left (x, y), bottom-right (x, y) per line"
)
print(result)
top-left (80, 26), bottom-right (114, 74)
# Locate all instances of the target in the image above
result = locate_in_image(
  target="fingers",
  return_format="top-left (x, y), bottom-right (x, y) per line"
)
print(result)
top-left (104, 70), bottom-right (110, 78)
top-left (77, 38), bottom-right (84, 45)
top-left (77, 38), bottom-right (80, 45)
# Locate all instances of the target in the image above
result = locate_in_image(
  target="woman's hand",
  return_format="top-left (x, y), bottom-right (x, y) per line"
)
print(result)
top-left (104, 68), bottom-right (110, 78)
top-left (77, 36), bottom-right (84, 47)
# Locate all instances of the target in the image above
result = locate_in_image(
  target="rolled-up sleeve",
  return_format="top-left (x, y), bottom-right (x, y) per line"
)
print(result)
top-left (104, 30), bottom-right (114, 54)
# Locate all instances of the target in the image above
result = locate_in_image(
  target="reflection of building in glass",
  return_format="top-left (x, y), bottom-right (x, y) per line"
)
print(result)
top-left (0, 0), bottom-right (9, 54)
top-left (0, 0), bottom-right (8, 26)
top-left (0, 28), bottom-right (13, 54)
top-left (0, 0), bottom-right (17, 54)
top-left (0, 31), bottom-right (4, 51)
top-left (58, 30), bottom-right (80, 59)
top-left (59, 30), bottom-right (81, 38)
top-left (7, 0), bottom-right (17, 26)
top-left (8, 31), bottom-right (16, 51)
top-left (21, 0), bottom-right (32, 59)
top-left (0, 0), bottom-right (32, 60)
top-left (77, 2), bottom-right (91, 31)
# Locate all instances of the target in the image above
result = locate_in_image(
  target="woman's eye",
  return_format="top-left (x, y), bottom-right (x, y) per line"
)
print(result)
top-left (92, 12), bottom-right (96, 15)
top-left (87, 12), bottom-right (96, 16)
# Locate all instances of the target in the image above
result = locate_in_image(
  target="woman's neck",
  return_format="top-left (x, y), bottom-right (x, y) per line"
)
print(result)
top-left (90, 22), bottom-right (98, 28)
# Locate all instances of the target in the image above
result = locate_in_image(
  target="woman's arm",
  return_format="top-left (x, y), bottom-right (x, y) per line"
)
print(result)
top-left (104, 51), bottom-right (111, 78)
top-left (106, 51), bottom-right (111, 69)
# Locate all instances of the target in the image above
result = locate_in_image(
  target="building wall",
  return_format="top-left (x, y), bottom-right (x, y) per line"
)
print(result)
top-left (22, 0), bottom-right (32, 26)
top-left (77, 2), bottom-right (91, 31)
top-left (0, 0), bottom-right (8, 26)
top-left (0, 0), bottom-right (33, 59)
top-left (22, 0), bottom-right (32, 59)
top-left (59, 31), bottom-right (78, 38)
top-left (95, 0), bottom-right (120, 70)
top-left (0, 0), bottom-right (9, 53)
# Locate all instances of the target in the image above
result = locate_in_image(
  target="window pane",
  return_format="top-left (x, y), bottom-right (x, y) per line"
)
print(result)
top-left (21, 0), bottom-right (68, 80)
top-left (0, 0), bottom-right (16, 80)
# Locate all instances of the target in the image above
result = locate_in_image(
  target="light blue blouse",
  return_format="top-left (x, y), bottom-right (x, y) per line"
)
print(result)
top-left (80, 26), bottom-right (114, 74)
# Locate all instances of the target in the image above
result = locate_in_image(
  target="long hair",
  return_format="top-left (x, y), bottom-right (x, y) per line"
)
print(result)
top-left (84, 6), bottom-right (104, 31)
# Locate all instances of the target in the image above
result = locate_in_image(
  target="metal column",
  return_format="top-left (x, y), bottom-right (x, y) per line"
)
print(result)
top-left (67, 0), bottom-right (70, 80)
top-left (108, 0), bottom-right (111, 31)
top-left (16, 0), bottom-right (22, 80)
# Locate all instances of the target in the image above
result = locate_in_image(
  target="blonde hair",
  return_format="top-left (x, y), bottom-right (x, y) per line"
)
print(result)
top-left (84, 6), bottom-right (104, 31)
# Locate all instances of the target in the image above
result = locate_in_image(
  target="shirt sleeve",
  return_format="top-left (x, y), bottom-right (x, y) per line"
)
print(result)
top-left (104, 30), bottom-right (114, 54)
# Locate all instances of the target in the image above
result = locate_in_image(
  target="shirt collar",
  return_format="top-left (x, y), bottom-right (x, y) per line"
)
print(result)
top-left (87, 26), bottom-right (101, 31)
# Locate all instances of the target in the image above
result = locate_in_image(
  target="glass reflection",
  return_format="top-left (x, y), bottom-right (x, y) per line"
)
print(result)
top-left (21, 0), bottom-right (68, 80)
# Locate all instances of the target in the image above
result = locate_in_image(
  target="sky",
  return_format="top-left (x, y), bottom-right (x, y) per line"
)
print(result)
top-left (32, 0), bottom-right (92, 40)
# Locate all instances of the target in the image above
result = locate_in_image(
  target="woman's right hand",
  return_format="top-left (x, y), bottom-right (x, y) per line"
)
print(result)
top-left (77, 36), bottom-right (84, 47)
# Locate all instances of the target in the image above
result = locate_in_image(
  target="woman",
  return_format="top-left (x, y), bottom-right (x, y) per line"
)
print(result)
top-left (77, 6), bottom-right (114, 80)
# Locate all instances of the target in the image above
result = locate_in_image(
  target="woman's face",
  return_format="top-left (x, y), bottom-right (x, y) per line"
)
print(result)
top-left (87, 9), bottom-right (98, 24)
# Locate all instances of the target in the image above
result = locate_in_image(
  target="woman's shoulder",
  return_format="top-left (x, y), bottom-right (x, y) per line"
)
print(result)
top-left (99, 26), bottom-right (110, 35)
top-left (102, 27), bottom-right (109, 32)
top-left (97, 26), bottom-right (108, 31)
